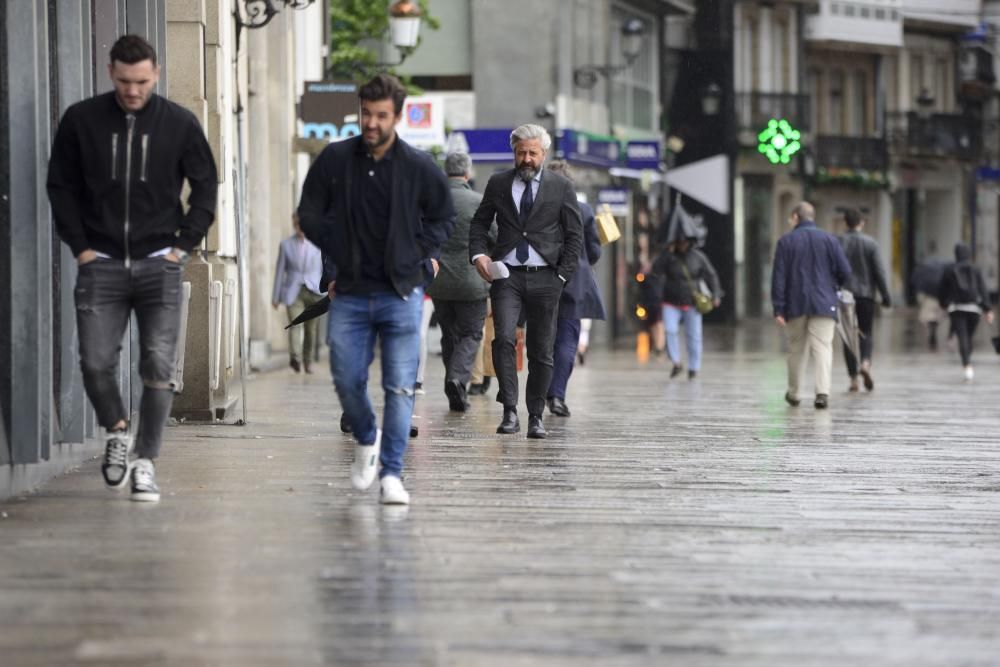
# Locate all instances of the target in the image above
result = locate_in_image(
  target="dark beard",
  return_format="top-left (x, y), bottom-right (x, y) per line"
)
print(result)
top-left (516, 164), bottom-right (539, 181)
top-left (364, 128), bottom-right (393, 150)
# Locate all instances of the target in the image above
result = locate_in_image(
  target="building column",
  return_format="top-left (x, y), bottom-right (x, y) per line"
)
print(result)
top-left (167, 0), bottom-right (241, 421)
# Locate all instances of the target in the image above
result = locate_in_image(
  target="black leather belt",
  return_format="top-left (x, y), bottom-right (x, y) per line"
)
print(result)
top-left (505, 264), bottom-right (552, 273)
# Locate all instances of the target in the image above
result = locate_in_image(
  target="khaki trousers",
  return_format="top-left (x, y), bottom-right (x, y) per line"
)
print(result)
top-left (286, 286), bottom-right (324, 364)
top-left (786, 315), bottom-right (836, 399)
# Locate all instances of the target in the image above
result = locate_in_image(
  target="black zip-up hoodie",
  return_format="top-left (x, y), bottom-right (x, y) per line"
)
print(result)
top-left (47, 92), bottom-right (218, 259)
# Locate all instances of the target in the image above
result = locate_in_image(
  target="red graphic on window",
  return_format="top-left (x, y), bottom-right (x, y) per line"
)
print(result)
top-left (407, 103), bottom-right (432, 128)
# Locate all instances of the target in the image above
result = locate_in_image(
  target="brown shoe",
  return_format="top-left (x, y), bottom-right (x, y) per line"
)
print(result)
top-left (859, 363), bottom-right (874, 391)
top-left (848, 377), bottom-right (860, 392)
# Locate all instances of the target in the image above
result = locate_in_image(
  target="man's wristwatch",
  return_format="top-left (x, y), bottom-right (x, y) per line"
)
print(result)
top-left (171, 248), bottom-right (191, 265)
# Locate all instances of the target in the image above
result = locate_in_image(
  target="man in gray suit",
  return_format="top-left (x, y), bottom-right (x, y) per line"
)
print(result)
top-left (428, 152), bottom-right (495, 412)
top-left (272, 214), bottom-right (324, 373)
top-left (469, 124), bottom-right (583, 438)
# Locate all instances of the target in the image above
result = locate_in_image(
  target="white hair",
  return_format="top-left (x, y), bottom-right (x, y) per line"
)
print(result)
top-left (510, 124), bottom-right (552, 151)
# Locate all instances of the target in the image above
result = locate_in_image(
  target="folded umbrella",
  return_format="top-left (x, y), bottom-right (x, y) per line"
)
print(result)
top-left (284, 295), bottom-right (330, 329)
top-left (836, 289), bottom-right (861, 364)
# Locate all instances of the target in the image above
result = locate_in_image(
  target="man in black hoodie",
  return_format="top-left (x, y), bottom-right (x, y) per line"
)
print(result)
top-left (938, 242), bottom-right (994, 381)
top-left (47, 35), bottom-right (218, 502)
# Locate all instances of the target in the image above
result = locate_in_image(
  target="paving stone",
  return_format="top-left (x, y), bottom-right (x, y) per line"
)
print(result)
top-left (1, 321), bottom-right (999, 666)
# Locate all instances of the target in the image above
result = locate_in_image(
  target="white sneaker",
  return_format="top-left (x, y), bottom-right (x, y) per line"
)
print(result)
top-left (964, 366), bottom-right (975, 382)
top-left (351, 429), bottom-right (381, 490)
top-left (380, 475), bottom-right (410, 505)
top-left (129, 458), bottom-right (160, 502)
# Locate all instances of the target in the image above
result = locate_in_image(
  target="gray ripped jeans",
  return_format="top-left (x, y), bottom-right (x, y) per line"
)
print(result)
top-left (74, 256), bottom-right (183, 459)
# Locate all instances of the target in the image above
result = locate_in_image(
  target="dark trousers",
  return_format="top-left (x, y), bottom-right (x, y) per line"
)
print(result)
top-left (490, 267), bottom-right (563, 416)
top-left (844, 297), bottom-right (876, 377)
top-left (949, 311), bottom-right (981, 366)
top-left (74, 257), bottom-right (183, 459)
top-left (432, 298), bottom-right (488, 386)
top-left (547, 317), bottom-right (581, 401)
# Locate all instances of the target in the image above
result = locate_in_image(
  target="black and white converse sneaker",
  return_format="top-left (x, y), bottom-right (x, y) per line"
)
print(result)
top-left (101, 431), bottom-right (132, 489)
top-left (130, 458), bottom-right (160, 502)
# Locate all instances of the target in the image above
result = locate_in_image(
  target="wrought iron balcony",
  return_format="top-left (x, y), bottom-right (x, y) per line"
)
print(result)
top-left (735, 92), bottom-right (811, 134)
top-left (887, 112), bottom-right (981, 161)
top-left (815, 135), bottom-right (888, 171)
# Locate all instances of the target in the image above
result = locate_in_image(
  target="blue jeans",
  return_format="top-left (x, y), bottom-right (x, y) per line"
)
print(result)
top-left (662, 304), bottom-right (703, 371)
top-left (547, 318), bottom-right (581, 400)
top-left (327, 288), bottom-right (423, 478)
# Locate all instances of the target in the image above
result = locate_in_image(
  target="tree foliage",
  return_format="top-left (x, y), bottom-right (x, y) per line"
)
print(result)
top-left (327, 0), bottom-right (439, 81)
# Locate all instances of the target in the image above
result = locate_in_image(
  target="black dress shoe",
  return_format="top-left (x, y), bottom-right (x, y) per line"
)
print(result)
top-left (814, 394), bottom-right (829, 409)
top-left (290, 358), bottom-right (301, 373)
top-left (444, 379), bottom-right (469, 412)
top-left (547, 397), bottom-right (571, 417)
top-left (340, 412), bottom-right (352, 433)
top-left (670, 364), bottom-right (683, 378)
top-left (527, 414), bottom-right (547, 439)
top-left (468, 377), bottom-right (491, 395)
top-left (496, 407), bottom-right (519, 434)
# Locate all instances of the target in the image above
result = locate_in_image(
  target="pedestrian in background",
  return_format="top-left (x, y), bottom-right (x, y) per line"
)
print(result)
top-left (298, 73), bottom-right (455, 505)
top-left (543, 160), bottom-right (605, 417)
top-left (47, 34), bottom-right (218, 502)
top-left (772, 202), bottom-right (851, 409)
top-left (272, 214), bottom-right (324, 374)
top-left (938, 242), bottom-right (993, 381)
top-left (911, 258), bottom-right (948, 350)
top-left (427, 152), bottom-right (494, 412)
top-left (469, 124), bottom-right (583, 439)
top-left (838, 209), bottom-right (891, 391)
top-left (653, 236), bottom-right (721, 380)
top-left (653, 237), bottom-right (722, 380)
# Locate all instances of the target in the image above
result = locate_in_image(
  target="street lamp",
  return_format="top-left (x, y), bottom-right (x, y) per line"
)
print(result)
top-left (385, 0), bottom-right (423, 67)
top-left (573, 17), bottom-right (647, 89)
top-left (701, 82), bottom-right (723, 116)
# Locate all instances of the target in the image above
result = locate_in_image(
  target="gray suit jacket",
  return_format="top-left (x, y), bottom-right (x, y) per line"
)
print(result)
top-left (468, 168), bottom-right (583, 283)
top-left (427, 179), bottom-right (495, 301)
top-left (272, 235), bottom-right (323, 305)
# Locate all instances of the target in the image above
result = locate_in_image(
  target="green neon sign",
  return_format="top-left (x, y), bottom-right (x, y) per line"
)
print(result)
top-left (758, 118), bottom-right (802, 164)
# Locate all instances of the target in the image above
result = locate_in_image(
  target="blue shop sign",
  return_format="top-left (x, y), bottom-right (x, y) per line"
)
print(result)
top-left (446, 128), bottom-right (513, 162)
top-left (624, 140), bottom-right (661, 170)
top-left (557, 129), bottom-right (621, 168)
top-left (597, 188), bottom-right (630, 216)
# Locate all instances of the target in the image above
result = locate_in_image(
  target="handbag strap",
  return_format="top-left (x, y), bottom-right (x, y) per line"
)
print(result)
top-left (678, 258), bottom-right (699, 295)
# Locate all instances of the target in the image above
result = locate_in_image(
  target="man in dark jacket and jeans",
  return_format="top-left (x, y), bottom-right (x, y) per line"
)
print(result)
top-left (772, 202), bottom-right (851, 409)
top-left (298, 74), bottom-right (455, 505)
top-left (47, 35), bottom-right (217, 502)
top-left (839, 209), bottom-right (891, 391)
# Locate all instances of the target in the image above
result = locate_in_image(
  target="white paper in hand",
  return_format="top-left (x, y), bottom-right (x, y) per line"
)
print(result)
top-left (487, 261), bottom-right (510, 280)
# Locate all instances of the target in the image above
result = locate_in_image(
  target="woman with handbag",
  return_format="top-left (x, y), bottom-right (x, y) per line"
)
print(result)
top-left (652, 236), bottom-right (722, 379)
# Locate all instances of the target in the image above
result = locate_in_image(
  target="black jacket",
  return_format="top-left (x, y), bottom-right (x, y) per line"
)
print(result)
top-left (839, 230), bottom-right (891, 305)
top-left (468, 168), bottom-right (583, 283)
top-left (653, 246), bottom-right (722, 308)
top-left (297, 135), bottom-right (456, 299)
top-left (939, 243), bottom-right (991, 312)
top-left (47, 92), bottom-right (218, 259)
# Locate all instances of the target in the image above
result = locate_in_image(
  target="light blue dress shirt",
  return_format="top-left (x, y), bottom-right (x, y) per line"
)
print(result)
top-left (503, 168), bottom-right (547, 267)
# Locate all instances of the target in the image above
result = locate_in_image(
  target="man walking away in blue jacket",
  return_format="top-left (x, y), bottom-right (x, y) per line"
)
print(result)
top-left (771, 202), bottom-right (851, 409)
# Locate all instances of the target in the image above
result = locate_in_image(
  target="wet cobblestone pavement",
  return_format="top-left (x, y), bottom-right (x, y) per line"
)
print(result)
top-left (2, 319), bottom-right (999, 666)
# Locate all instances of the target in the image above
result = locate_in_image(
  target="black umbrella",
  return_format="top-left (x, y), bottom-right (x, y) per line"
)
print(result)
top-left (910, 258), bottom-right (949, 295)
top-left (659, 194), bottom-right (708, 247)
top-left (284, 295), bottom-right (331, 329)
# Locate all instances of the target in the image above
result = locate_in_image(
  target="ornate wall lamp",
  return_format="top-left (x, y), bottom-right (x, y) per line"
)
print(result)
top-left (573, 17), bottom-right (646, 89)
top-left (235, 0), bottom-right (315, 30)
